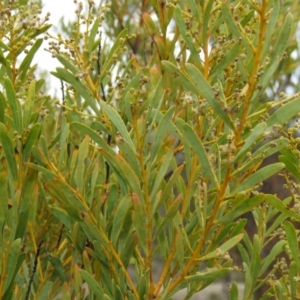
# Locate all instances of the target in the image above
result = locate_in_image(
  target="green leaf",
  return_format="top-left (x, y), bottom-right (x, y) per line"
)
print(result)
top-left (50, 207), bottom-right (73, 230)
top-left (0, 124), bottom-right (18, 181)
top-left (265, 194), bottom-right (300, 221)
top-left (28, 24), bottom-right (51, 40)
top-left (100, 101), bottom-right (135, 150)
top-left (131, 193), bottom-right (147, 253)
top-left (0, 91), bottom-right (6, 123)
top-left (253, 138), bottom-right (289, 159)
top-left (142, 13), bottom-right (158, 36)
top-left (19, 39), bottom-right (43, 81)
top-left (175, 233), bottom-right (185, 271)
top-left (37, 282), bottom-right (53, 300)
top-left (88, 19), bottom-right (100, 55)
top-left (0, 172), bottom-right (8, 227)
top-left (23, 80), bottom-right (36, 128)
top-left (4, 78), bottom-right (23, 134)
top-left (23, 123), bottom-right (41, 161)
top-left (75, 135), bottom-right (89, 193)
top-left (266, 97), bottom-right (300, 128)
top-left (185, 63), bottom-right (233, 129)
top-left (155, 198), bottom-right (181, 237)
top-left (100, 29), bottom-right (127, 81)
top-left (58, 123), bottom-right (69, 168)
top-left (121, 231), bottom-right (138, 267)
top-left (118, 139), bottom-right (142, 180)
top-left (252, 13), bottom-right (294, 102)
top-left (182, 124), bottom-right (218, 187)
top-left (250, 235), bottom-right (261, 288)
top-left (158, 164), bottom-right (184, 210)
top-left (80, 269), bottom-right (105, 299)
top-left (269, 13), bottom-right (293, 67)
top-left (265, 198), bottom-right (292, 236)
top-left (234, 123), bottom-right (266, 162)
top-left (48, 255), bottom-right (67, 282)
top-left (56, 54), bottom-right (80, 74)
top-left (218, 195), bottom-right (265, 223)
top-left (115, 155), bottom-right (142, 199)
top-left (51, 68), bottom-right (99, 113)
top-left (151, 106), bottom-right (175, 162)
top-left (161, 60), bottom-right (199, 94)
top-left (111, 194), bottom-right (132, 248)
top-left (284, 221), bottom-right (300, 268)
top-left (202, 0), bottom-right (214, 50)
top-left (199, 234), bottom-right (243, 261)
top-left (70, 122), bottom-right (115, 156)
top-left (221, 3), bottom-right (250, 51)
top-left (186, 0), bottom-right (199, 18)
top-left (150, 148), bottom-right (174, 202)
top-left (184, 268), bottom-right (231, 283)
top-left (289, 261), bottom-right (297, 299)
top-left (229, 282), bottom-right (239, 300)
top-left (23, 163), bottom-right (56, 181)
top-left (3, 239), bottom-right (22, 293)
top-left (231, 163), bottom-right (285, 194)
top-left (261, 0), bottom-right (279, 58)
top-left (16, 169), bottom-right (37, 238)
top-left (44, 181), bottom-right (82, 221)
top-left (2, 253), bottom-right (25, 300)
top-left (279, 154), bottom-right (300, 181)
top-left (260, 240), bottom-right (286, 276)
top-left (210, 42), bottom-right (240, 81)
top-left (174, 6), bottom-right (202, 66)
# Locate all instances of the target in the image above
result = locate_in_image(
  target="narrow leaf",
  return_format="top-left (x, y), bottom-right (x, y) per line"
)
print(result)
top-left (199, 234), bottom-right (244, 260)
top-left (231, 163), bottom-right (285, 194)
top-left (284, 221), bottom-right (300, 268)
top-left (266, 97), bottom-right (300, 128)
top-left (183, 124), bottom-right (218, 187)
top-left (3, 239), bottom-right (22, 293)
top-left (80, 269), bottom-right (105, 299)
top-left (0, 123), bottom-right (18, 180)
top-left (186, 63), bottom-right (233, 129)
top-left (4, 78), bottom-right (23, 134)
top-left (100, 101), bottom-right (135, 150)
top-left (111, 194), bottom-right (132, 247)
top-left (234, 123), bottom-right (266, 162)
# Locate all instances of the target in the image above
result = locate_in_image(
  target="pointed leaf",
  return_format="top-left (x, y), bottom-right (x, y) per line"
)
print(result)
top-left (4, 78), bottom-right (23, 134)
top-left (80, 269), bottom-right (105, 299)
top-left (284, 221), bottom-right (300, 268)
top-left (234, 123), bottom-right (266, 162)
top-left (174, 6), bottom-right (202, 66)
top-left (100, 101), bottom-right (135, 150)
top-left (48, 255), bottom-right (67, 282)
top-left (186, 63), bottom-right (233, 129)
top-left (3, 239), bottom-right (22, 293)
top-left (23, 123), bottom-right (41, 161)
top-left (19, 38), bottom-right (43, 80)
top-left (111, 194), bottom-right (132, 247)
top-left (265, 195), bottom-right (300, 221)
top-left (266, 97), bottom-right (300, 128)
top-left (199, 234), bottom-right (244, 261)
top-left (100, 29), bottom-right (127, 81)
top-left (183, 124), bottom-right (218, 187)
top-left (231, 163), bottom-right (285, 194)
top-left (0, 123), bottom-right (18, 180)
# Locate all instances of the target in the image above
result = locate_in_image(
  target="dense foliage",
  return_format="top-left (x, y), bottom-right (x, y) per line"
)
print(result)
top-left (0, 0), bottom-right (300, 299)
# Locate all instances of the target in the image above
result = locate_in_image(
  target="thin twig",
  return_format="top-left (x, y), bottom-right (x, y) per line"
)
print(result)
top-left (25, 240), bottom-right (44, 300)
